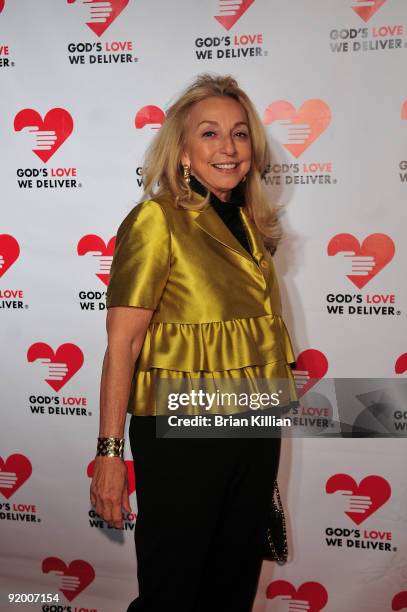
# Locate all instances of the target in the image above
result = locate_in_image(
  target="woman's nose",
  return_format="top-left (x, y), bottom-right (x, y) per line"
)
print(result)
top-left (220, 134), bottom-right (237, 155)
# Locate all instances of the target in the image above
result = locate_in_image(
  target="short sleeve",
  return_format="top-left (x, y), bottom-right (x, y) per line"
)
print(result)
top-left (106, 200), bottom-right (171, 310)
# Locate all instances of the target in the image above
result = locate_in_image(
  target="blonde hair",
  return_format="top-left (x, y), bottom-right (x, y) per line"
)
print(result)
top-left (142, 73), bottom-right (281, 252)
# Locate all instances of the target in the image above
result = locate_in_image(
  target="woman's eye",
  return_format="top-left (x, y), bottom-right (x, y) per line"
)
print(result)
top-left (201, 130), bottom-right (249, 139)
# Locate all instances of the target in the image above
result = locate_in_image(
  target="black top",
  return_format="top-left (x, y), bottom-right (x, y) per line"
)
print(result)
top-left (189, 174), bottom-right (252, 255)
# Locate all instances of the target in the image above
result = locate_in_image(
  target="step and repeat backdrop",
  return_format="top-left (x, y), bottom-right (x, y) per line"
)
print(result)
top-left (1, 0), bottom-right (407, 610)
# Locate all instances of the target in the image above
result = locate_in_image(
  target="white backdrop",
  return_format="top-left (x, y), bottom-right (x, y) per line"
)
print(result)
top-left (1, 1), bottom-right (407, 610)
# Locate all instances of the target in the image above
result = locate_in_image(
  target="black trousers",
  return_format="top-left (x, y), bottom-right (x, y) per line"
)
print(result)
top-left (126, 414), bottom-right (281, 612)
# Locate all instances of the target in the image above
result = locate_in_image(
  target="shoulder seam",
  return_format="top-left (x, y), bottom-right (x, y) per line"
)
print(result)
top-left (139, 200), bottom-right (172, 274)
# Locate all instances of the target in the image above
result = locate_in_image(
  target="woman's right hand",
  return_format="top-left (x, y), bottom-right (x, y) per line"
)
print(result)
top-left (90, 455), bottom-right (132, 529)
top-left (91, 307), bottom-right (154, 528)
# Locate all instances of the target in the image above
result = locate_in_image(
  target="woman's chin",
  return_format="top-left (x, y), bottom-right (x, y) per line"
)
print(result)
top-left (210, 176), bottom-right (244, 191)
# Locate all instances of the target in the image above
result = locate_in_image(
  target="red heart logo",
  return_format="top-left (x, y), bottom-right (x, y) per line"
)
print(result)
top-left (135, 105), bottom-right (166, 129)
top-left (214, 0), bottom-right (254, 31)
top-left (393, 591), bottom-right (407, 611)
top-left (0, 234), bottom-right (20, 278)
top-left (77, 234), bottom-right (116, 286)
top-left (326, 474), bottom-right (391, 525)
top-left (0, 454), bottom-right (32, 499)
top-left (327, 233), bottom-right (395, 289)
top-left (266, 580), bottom-right (328, 611)
top-left (42, 557), bottom-right (95, 602)
top-left (14, 108), bottom-right (73, 163)
top-left (27, 343), bottom-right (84, 392)
top-left (352, 0), bottom-right (386, 22)
top-left (395, 353), bottom-right (407, 375)
top-left (294, 349), bottom-right (328, 398)
top-left (87, 459), bottom-right (136, 495)
top-left (67, 0), bottom-right (129, 37)
top-left (263, 99), bottom-right (331, 157)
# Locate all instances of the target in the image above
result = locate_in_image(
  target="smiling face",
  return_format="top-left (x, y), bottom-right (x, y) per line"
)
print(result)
top-left (181, 96), bottom-right (252, 202)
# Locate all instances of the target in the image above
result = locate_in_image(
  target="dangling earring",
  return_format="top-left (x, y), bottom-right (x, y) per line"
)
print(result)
top-left (183, 164), bottom-right (191, 184)
top-left (241, 175), bottom-right (247, 183)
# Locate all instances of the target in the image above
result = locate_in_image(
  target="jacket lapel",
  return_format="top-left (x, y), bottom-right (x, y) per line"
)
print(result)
top-left (193, 204), bottom-right (255, 263)
top-left (239, 207), bottom-right (267, 263)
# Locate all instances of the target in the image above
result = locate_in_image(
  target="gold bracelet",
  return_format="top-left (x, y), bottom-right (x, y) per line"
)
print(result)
top-left (96, 437), bottom-right (124, 459)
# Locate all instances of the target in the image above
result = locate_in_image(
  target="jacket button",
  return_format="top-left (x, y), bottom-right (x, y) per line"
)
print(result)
top-left (260, 259), bottom-right (269, 269)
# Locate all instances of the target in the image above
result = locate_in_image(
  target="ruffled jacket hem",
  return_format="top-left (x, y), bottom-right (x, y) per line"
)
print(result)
top-left (137, 314), bottom-right (296, 372)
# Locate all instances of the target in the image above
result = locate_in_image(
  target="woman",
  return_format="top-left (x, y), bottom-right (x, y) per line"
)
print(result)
top-left (90, 74), bottom-right (297, 612)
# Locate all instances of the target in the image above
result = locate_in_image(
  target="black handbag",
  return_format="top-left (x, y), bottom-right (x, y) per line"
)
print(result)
top-left (262, 479), bottom-right (288, 565)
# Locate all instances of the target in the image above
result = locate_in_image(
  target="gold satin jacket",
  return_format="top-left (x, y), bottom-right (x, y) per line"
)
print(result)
top-left (106, 192), bottom-right (297, 416)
